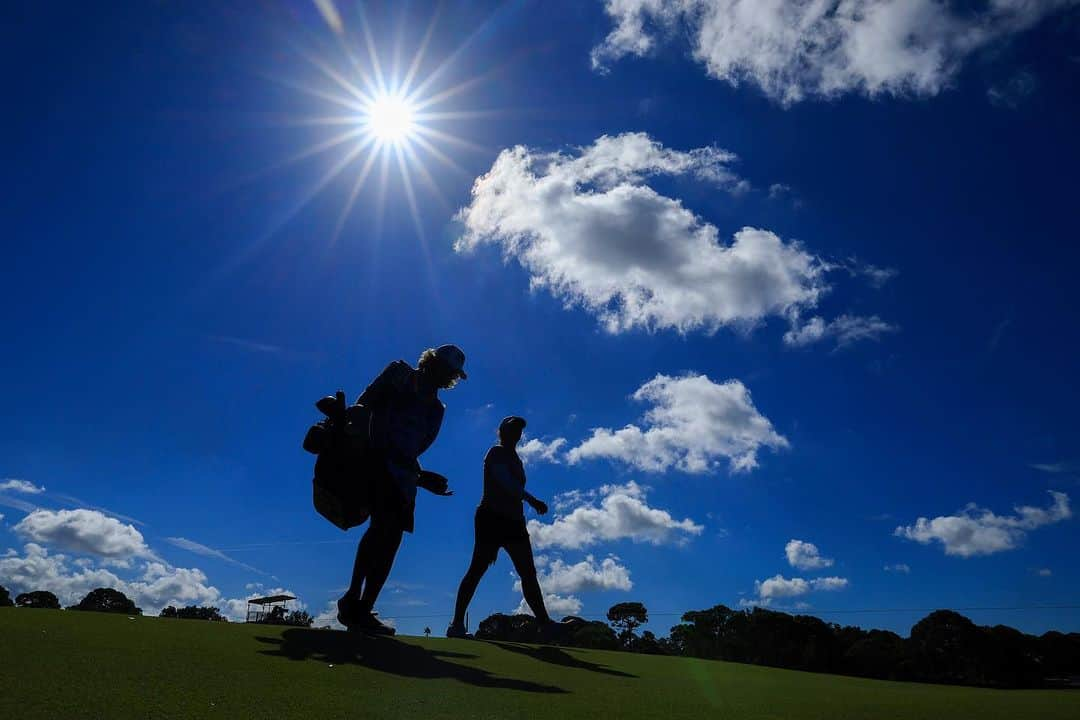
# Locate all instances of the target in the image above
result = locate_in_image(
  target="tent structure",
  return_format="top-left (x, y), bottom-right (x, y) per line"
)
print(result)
top-left (245, 594), bottom-right (296, 623)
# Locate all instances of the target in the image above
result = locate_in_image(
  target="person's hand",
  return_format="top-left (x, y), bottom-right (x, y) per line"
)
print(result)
top-left (530, 498), bottom-right (549, 515)
top-left (418, 470), bottom-right (452, 496)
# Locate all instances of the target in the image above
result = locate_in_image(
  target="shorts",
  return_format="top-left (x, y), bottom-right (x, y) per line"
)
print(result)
top-left (474, 506), bottom-right (529, 548)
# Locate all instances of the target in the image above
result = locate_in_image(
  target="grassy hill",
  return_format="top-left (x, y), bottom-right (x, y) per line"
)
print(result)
top-left (1, 608), bottom-right (1076, 719)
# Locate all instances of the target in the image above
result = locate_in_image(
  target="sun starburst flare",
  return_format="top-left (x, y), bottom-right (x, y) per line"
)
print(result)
top-left (252, 1), bottom-right (502, 251)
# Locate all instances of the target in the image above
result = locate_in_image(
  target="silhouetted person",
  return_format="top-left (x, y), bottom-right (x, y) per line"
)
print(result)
top-left (337, 345), bottom-right (465, 635)
top-left (448, 416), bottom-right (563, 638)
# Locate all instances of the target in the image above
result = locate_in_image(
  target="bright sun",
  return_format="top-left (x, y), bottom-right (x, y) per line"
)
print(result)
top-left (365, 95), bottom-right (416, 144)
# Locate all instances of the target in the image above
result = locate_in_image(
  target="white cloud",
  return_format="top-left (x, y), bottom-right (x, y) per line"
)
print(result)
top-left (0, 495), bottom-right (38, 514)
top-left (527, 481), bottom-right (703, 550)
top-left (784, 314), bottom-right (898, 348)
top-left (768, 183), bottom-right (791, 199)
top-left (220, 587), bottom-right (306, 623)
top-left (517, 437), bottom-right (568, 464)
top-left (164, 537), bottom-right (264, 575)
top-left (515, 554), bottom-right (633, 595)
top-left (0, 543), bottom-right (221, 615)
top-left (312, 600), bottom-right (346, 629)
top-left (0, 479), bottom-right (45, 494)
top-left (515, 593), bottom-right (583, 618)
top-left (14, 509), bottom-right (155, 560)
top-left (1036, 567), bottom-right (1052, 577)
top-left (884, 563), bottom-right (911, 574)
top-left (456, 133), bottom-right (853, 338)
top-left (755, 573), bottom-right (849, 600)
top-left (568, 373), bottom-right (787, 473)
top-left (895, 491), bottom-right (1072, 557)
top-left (785, 539), bottom-right (834, 571)
top-left (591, 1), bottom-right (1078, 105)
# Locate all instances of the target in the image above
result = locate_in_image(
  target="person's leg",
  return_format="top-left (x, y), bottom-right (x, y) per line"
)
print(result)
top-left (357, 518), bottom-right (404, 614)
top-left (345, 523), bottom-right (379, 600)
top-left (506, 539), bottom-right (552, 624)
top-left (452, 540), bottom-right (499, 627)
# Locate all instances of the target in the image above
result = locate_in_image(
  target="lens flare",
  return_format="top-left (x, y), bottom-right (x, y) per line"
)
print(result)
top-left (366, 95), bottom-right (416, 144)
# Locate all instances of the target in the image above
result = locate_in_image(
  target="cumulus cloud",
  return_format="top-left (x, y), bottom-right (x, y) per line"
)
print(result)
top-left (220, 586), bottom-right (306, 622)
top-left (0, 543), bottom-right (221, 615)
top-left (591, 0), bottom-right (1078, 105)
top-left (14, 509), bottom-right (155, 560)
top-left (0, 479), bottom-right (45, 494)
top-left (785, 539), bottom-right (834, 571)
top-left (455, 133), bottom-right (857, 337)
top-left (517, 437), bottom-right (568, 464)
top-left (784, 314), bottom-right (898, 348)
top-left (515, 593), bottom-right (583, 617)
top-left (755, 573), bottom-right (849, 600)
top-left (568, 373), bottom-right (788, 473)
top-left (895, 491), bottom-right (1072, 557)
top-left (527, 481), bottom-right (703, 550)
top-left (312, 600), bottom-right (346, 629)
top-left (516, 555), bottom-right (633, 595)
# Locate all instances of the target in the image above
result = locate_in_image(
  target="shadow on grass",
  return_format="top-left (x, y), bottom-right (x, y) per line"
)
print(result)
top-left (484, 642), bottom-right (638, 679)
top-left (256, 630), bottom-right (568, 694)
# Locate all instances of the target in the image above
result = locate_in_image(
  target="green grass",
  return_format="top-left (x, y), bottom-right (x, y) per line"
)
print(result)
top-left (1, 608), bottom-right (1076, 719)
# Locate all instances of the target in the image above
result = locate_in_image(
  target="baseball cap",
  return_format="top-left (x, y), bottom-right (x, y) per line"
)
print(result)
top-left (499, 416), bottom-right (526, 431)
top-left (434, 344), bottom-right (467, 379)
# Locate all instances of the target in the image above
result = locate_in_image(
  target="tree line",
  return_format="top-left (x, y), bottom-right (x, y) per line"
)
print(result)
top-left (0, 584), bottom-right (313, 626)
top-left (475, 602), bottom-right (1080, 689)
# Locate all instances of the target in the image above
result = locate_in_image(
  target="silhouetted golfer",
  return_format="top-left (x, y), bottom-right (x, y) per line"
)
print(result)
top-left (337, 345), bottom-right (465, 635)
top-left (448, 416), bottom-right (565, 639)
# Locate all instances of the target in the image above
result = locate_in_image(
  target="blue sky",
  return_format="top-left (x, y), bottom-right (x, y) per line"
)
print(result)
top-left (2, 1), bottom-right (1079, 636)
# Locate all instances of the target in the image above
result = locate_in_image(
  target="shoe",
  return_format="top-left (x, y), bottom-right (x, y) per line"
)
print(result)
top-left (336, 595), bottom-right (361, 629)
top-left (446, 621), bottom-right (472, 639)
top-left (352, 611), bottom-right (396, 636)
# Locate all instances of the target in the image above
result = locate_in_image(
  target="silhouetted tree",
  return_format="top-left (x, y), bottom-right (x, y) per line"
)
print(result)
top-left (69, 588), bottom-right (141, 615)
top-left (160, 605), bottom-right (226, 621)
top-left (0, 584), bottom-right (13, 607)
top-left (563, 618), bottom-right (619, 650)
top-left (424, 626), bottom-right (431, 637)
top-left (475, 613), bottom-right (541, 642)
top-left (607, 602), bottom-right (648, 648)
top-left (15, 590), bottom-right (61, 609)
top-left (636, 630), bottom-right (669, 655)
top-left (286, 610), bottom-right (314, 627)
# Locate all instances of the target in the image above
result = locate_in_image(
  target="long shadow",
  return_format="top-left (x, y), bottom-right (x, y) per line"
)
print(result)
top-left (484, 641), bottom-right (638, 679)
top-left (256, 630), bottom-right (567, 694)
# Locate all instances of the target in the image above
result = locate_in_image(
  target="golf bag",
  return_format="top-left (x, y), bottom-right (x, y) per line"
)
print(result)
top-left (304, 390), bottom-right (377, 531)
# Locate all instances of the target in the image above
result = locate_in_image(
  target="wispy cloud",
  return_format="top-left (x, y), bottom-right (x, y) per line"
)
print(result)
top-left (0, 479), bottom-right (45, 494)
top-left (207, 335), bottom-right (285, 354)
top-left (0, 495), bottom-right (39, 514)
top-left (52, 494), bottom-right (146, 527)
top-left (164, 537), bottom-right (267, 576)
top-left (1031, 461), bottom-right (1078, 475)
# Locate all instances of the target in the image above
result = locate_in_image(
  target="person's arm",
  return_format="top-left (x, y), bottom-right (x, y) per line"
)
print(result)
top-left (523, 490), bottom-right (548, 515)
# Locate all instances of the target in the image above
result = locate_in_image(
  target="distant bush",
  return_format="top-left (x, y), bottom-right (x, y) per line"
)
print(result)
top-left (15, 590), bottom-right (61, 609)
top-left (69, 588), bottom-right (141, 615)
top-left (0, 584), bottom-right (13, 607)
top-left (160, 605), bottom-right (227, 622)
top-left (257, 605), bottom-right (313, 627)
top-left (667, 604), bottom-right (1080, 688)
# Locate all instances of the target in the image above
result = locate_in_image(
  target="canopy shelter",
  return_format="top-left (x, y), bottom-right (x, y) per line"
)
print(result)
top-left (245, 594), bottom-right (296, 623)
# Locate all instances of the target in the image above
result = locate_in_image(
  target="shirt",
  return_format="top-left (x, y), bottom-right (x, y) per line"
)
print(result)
top-left (479, 444), bottom-right (527, 519)
top-left (358, 360), bottom-right (445, 501)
